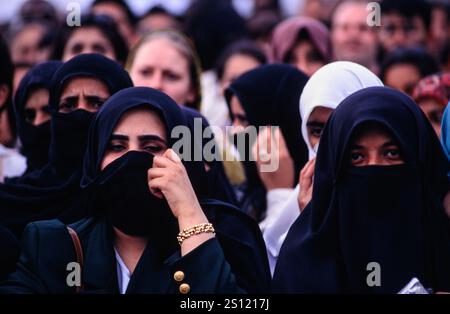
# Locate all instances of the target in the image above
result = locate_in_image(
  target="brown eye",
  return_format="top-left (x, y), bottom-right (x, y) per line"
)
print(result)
top-left (107, 143), bottom-right (125, 152)
top-left (140, 68), bottom-right (153, 77)
top-left (144, 145), bottom-right (164, 153)
top-left (350, 152), bottom-right (364, 162)
top-left (90, 100), bottom-right (105, 110)
top-left (92, 43), bottom-right (106, 54)
top-left (23, 108), bottom-right (36, 124)
top-left (384, 149), bottom-right (400, 158)
top-left (71, 43), bottom-right (83, 54)
top-left (59, 101), bottom-right (76, 112)
top-left (42, 105), bottom-right (51, 114)
top-left (165, 72), bottom-right (181, 81)
top-left (309, 126), bottom-right (323, 138)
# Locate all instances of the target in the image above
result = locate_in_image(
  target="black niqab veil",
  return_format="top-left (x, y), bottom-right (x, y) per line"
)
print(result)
top-left (13, 61), bottom-right (62, 173)
top-left (225, 64), bottom-right (309, 219)
top-left (272, 86), bottom-right (450, 293)
top-left (80, 86), bottom-right (270, 292)
top-left (0, 54), bottom-right (133, 237)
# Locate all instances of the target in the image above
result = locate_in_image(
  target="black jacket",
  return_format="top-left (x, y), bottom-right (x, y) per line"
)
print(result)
top-left (0, 204), bottom-right (270, 294)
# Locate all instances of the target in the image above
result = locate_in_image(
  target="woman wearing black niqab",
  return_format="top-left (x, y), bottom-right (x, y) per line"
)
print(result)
top-left (1, 87), bottom-right (270, 294)
top-left (0, 54), bottom-right (133, 238)
top-left (12, 61), bottom-right (62, 174)
top-left (225, 64), bottom-right (309, 221)
top-left (272, 86), bottom-right (450, 293)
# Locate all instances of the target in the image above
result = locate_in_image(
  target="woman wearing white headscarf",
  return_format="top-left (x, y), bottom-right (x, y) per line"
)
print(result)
top-left (261, 61), bottom-right (383, 275)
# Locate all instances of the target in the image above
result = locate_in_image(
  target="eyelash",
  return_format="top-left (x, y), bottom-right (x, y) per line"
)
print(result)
top-left (106, 143), bottom-right (165, 153)
top-left (309, 127), bottom-right (323, 137)
top-left (350, 149), bottom-right (401, 161)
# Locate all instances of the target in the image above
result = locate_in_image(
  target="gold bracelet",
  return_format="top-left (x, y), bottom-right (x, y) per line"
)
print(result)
top-left (177, 223), bottom-right (215, 245)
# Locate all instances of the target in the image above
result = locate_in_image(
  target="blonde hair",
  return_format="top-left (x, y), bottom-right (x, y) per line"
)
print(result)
top-left (126, 30), bottom-right (202, 110)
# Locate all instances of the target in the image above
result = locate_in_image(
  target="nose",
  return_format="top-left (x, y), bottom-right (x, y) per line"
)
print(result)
top-left (366, 152), bottom-right (384, 166)
top-left (148, 71), bottom-right (163, 91)
top-left (76, 96), bottom-right (96, 112)
top-left (392, 29), bottom-right (407, 47)
top-left (34, 110), bottom-right (51, 126)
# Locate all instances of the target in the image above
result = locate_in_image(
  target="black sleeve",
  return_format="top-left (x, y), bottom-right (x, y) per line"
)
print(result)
top-left (167, 238), bottom-right (245, 294)
top-left (0, 222), bottom-right (47, 294)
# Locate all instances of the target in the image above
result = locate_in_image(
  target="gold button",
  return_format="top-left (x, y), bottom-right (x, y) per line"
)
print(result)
top-left (179, 283), bottom-right (190, 294)
top-left (173, 271), bottom-right (185, 282)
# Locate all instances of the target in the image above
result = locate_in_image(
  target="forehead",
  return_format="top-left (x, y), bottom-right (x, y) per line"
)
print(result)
top-left (333, 3), bottom-right (367, 24)
top-left (308, 106), bottom-right (333, 121)
top-left (134, 38), bottom-right (189, 67)
top-left (351, 122), bottom-right (395, 142)
top-left (113, 107), bottom-right (167, 139)
top-left (61, 77), bottom-right (110, 96)
top-left (69, 27), bottom-right (110, 43)
top-left (225, 54), bottom-right (260, 76)
top-left (26, 87), bottom-right (49, 101)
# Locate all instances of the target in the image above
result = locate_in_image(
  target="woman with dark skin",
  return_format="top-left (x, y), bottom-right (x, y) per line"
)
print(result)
top-left (273, 87), bottom-right (450, 293)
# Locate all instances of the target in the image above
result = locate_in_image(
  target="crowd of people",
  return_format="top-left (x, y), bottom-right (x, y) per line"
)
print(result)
top-left (0, 0), bottom-right (449, 294)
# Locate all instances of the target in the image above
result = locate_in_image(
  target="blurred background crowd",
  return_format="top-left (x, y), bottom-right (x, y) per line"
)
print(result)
top-left (0, 0), bottom-right (449, 155)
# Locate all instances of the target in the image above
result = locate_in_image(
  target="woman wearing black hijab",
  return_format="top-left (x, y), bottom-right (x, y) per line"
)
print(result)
top-left (272, 86), bottom-right (450, 293)
top-left (0, 87), bottom-right (270, 294)
top-left (12, 61), bottom-right (62, 174)
top-left (181, 107), bottom-right (238, 206)
top-left (225, 64), bottom-right (309, 222)
top-left (0, 54), bottom-right (133, 238)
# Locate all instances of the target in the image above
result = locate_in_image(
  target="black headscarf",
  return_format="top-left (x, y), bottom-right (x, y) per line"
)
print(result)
top-left (0, 54), bottom-right (133, 237)
top-left (225, 64), bottom-right (309, 219)
top-left (80, 86), bottom-right (271, 291)
top-left (81, 86), bottom-right (206, 194)
top-left (181, 107), bottom-right (238, 206)
top-left (13, 61), bottom-right (62, 173)
top-left (272, 86), bottom-right (450, 293)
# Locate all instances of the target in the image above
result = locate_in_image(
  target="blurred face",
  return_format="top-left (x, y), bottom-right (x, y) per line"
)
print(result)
top-left (331, 3), bottom-right (378, 68)
top-left (92, 3), bottom-right (136, 47)
top-left (287, 39), bottom-right (325, 76)
top-left (10, 24), bottom-right (45, 64)
top-left (348, 124), bottom-right (404, 166)
top-left (137, 13), bottom-right (179, 35)
top-left (230, 95), bottom-right (249, 131)
top-left (24, 88), bottom-right (50, 126)
top-left (384, 64), bottom-right (421, 96)
top-left (101, 108), bottom-right (168, 170)
top-left (58, 77), bottom-right (110, 113)
top-left (220, 54), bottom-right (261, 94)
top-left (62, 27), bottom-right (116, 62)
top-left (129, 38), bottom-right (195, 106)
top-left (379, 13), bottom-right (427, 53)
top-left (417, 97), bottom-right (444, 137)
top-left (307, 106), bottom-right (333, 148)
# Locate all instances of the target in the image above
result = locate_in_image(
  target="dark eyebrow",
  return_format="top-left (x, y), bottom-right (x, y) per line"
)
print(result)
top-left (306, 121), bottom-right (325, 128)
top-left (110, 134), bottom-right (128, 141)
top-left (137, 135), bottom-right (167, 145)
top-left (60, 96), bottom-right (79, 102)
top-left (381, 141), bottom-right (398, 148)
top-left (85, 95), bottom-right (108, 101)
top-left (349, 144), bottom-right (363, 150)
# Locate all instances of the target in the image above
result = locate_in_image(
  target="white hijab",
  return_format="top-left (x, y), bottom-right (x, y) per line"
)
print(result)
top-left (300, 61), bottom-right (383, 159)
